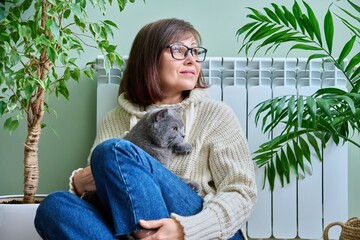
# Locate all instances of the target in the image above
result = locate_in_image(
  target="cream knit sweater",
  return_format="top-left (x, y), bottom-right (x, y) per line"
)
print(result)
top-left (70, 88), bottom-right (257, 240)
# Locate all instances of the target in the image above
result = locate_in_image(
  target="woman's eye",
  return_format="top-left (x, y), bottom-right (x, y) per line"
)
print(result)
top-left (193, 48), bottom-right (199, 56)
top-left (172, 46), bottom-right (181, 53)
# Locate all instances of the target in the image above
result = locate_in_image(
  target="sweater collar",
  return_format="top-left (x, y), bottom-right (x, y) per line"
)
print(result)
top-left (117, 88), bottom-right (209, 136)
top-left (117, 88), bottom-right (208, 117)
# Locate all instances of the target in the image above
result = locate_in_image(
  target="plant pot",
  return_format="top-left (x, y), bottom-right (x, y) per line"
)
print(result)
top-left (0, 194), bottom-right (47, 240)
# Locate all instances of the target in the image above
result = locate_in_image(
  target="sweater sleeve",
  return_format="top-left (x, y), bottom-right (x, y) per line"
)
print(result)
top-left (172, 102), bottom-right (257, 240)
top-left (68, 107), bottom-right (128, 192)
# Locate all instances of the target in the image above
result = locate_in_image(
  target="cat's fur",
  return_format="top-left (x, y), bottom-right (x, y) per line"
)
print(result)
top-left (83, 108), bottom-right (201, 203)
top-left (124, 108), bottom-right (201, 192)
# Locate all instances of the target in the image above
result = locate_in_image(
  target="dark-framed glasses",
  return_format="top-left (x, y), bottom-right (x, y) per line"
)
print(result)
top-left (166, 43), bottom-right (207, 62)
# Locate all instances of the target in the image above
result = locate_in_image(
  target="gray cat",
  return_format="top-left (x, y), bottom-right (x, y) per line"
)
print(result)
top-left (83, 108), bottom-right (201, 204)
top-left (124, 108), bottom-right (201, 193)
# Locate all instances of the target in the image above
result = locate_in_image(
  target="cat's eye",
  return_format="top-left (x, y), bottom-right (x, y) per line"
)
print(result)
top-left (172, 127), bottom-right (178, 132)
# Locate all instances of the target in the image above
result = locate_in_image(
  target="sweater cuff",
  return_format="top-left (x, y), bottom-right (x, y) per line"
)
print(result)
top-left (68, 168), bottom-right (83, 195)
top-left (171, 208), bottom-right (222, 240)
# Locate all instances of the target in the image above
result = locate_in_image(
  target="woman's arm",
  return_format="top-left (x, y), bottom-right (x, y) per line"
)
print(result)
top-left (68, 107), bottom-right (129, 195)
top-left (172, 101), bottom-right (257, 239)
top-left (70, 166), bottom-right (96, 196)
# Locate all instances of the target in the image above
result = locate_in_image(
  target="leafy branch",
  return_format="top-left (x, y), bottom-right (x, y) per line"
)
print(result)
top-left (0, 0), bottom-right (139, 203)
top-left (236, 0), bottom-right (360, 190)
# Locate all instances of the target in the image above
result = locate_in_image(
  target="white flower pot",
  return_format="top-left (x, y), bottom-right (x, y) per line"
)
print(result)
top-left (0, 195), bottom-right (46, 240)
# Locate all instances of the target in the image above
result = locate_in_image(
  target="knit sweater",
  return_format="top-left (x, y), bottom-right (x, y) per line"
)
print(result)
top-left (70, 88), bottom-right (257, 240)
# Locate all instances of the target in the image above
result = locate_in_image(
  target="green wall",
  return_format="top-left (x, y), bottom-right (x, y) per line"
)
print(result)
top-left (1, 0), bottom-right (359, 218)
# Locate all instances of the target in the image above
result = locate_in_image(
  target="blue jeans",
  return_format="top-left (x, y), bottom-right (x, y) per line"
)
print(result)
top-left (35, 138), bottom-right (243, 239)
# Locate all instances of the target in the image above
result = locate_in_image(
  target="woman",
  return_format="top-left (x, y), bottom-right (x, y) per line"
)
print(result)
top-left (35, 18), bottom-right (257, 240)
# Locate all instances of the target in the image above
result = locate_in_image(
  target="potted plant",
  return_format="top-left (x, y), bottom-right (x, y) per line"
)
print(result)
top-left (236, 0), bottom-right (359, 190)
top-left (0, 0), bottom-right (138, 238)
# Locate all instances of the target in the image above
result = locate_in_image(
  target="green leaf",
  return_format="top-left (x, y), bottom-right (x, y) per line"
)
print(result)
top-left (21, 0), bottom-right (32, 11)
top-left (299, 136), bottom-right (311, 164)
top-left (275, 153), bottom-right (284, 187)
top-left (297, 97), bottom-right (304, 128)
top-left (338, 36), bottom-right (356, 65)
top-left (292, 1), bottom-right (305, 33)
top-left (287, 96), bottom-right (296, 120)
top-left (268, 160), bottom-right (276, 190)
top-left (289, 44), bottom-right (322, 53)
top-left (4, 117), bottom-right (19, 133)
top-left (280, 147), bottom-right (291, 184)
top-left (103, 20), bottom-right (118, 29)
top-left (338, 95), bottom-right (356, 114)
top-left (282, 6), bottom-right (297, 30)
top-left (271, 3), bottom-right (288, 26)
top-left (306, 133), bottom-right (322, 161)
top-left (248, 7), bottom-right (271, 22)
top-left (324, 9), bottom-right (334, 54)
top-left (47, 19), bottom-right (60, 40)
top-left (59, 52), bottom-right (68, 65)
top-left (316, 98), bottom-right (332, 118)
top-left (303, 0), bottom-right (322, 45)
top-left (9, 51), bottom-right (20, 66)
top-left (306, 54), bottom-right (329, 68)
top-left (236, 22), bottom-right (258, 38)
top-left (261, 29), bottom-right (291, 46)
top-left (117, 0), bottom-right (127, 11)
top-left (300, 14), bottom-right (314, 40)
top-left (264, 7), bottom-right (280, 24)
top-left (70, 68), bottom-right (80, 81)
top-left (0, 100), bottom-right (6, 116)
top-left (345, 52), bottom-right (360, 76)
top-left (47, 46), bottom-right (56, 63)
top-left (70, 3), bottom-right (82, 18)
top-left (350, 66), bottom-right (360, 82)
top-left (249, 23), bottom-right (277, 42)
top-left (348, 0), bottom-right (360, 13)
top-left (84, 68), bottom-right (94, 80)
top-left (306, 96), bottom-right (316, 123)
top-left (63, 9), bottom-right (71, 19)
top-left (293, 139), bottom-right (305, 173)
top-left (287, 142), bottom-right (298, 177)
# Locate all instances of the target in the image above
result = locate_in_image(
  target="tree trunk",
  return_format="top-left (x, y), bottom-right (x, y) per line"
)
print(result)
top-left (23, 126), bottom-right (41, 203)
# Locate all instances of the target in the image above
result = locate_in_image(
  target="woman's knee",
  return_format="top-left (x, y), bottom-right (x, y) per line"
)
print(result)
top-left (36, 192), bottom-right (73, 215)
top-left (91, 138), bottom-right (138, 168)
top-left (35, 191), bottom-right (73, 227)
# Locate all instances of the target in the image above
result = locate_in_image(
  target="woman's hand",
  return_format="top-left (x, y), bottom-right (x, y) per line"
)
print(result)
top-left (73, 166), bottom-right (96, 196)
top-left (136, 218), bottom-right (184, 240)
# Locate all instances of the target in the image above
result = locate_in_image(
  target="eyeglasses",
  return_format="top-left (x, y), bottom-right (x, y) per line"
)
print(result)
top-left (166, 43), bottom-right (207, 62)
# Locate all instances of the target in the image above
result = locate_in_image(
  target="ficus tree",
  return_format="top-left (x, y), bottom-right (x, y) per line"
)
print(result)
top-left (236, 0), bottom-right (360, 190)
top-left (0, 0), bottom-right (138, 203)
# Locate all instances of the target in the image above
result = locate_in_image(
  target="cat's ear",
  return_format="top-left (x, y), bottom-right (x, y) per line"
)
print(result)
top-left (154, 109), bottom-right (169, 122)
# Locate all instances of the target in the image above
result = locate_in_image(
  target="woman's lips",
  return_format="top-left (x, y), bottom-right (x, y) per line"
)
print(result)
top-left (180, 70), bottom-right (196, 75)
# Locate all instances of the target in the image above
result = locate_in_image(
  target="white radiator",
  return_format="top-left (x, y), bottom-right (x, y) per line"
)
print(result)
top-left (95, 56), bottom-right (348, 240)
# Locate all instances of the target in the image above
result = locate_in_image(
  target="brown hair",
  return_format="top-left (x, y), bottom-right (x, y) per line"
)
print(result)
top-left (119, 18), bottom-right (208, 107)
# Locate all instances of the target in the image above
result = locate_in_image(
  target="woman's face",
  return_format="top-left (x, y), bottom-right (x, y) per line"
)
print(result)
top-left (158, 34), bottom-right (201, 103)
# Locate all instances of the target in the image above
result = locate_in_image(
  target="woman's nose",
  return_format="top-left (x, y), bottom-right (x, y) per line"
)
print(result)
top-left (184, 53), bottom-right (196, 64)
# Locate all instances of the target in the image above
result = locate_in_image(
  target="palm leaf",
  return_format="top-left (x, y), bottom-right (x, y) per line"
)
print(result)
top-left (271, 3), bottom-right (289, 26)
top-left (338, 36), bottom-right (356, 65)
top-left (345, 52), bottom-right (360, 76)
top-left (324, 9), bottom-right (334, 54)
top-left (303, 0), bottom-right (322, 45)
top-left (282, 6), bottom-right (297, 30)
top-left (236, 0), bottom-right (360, 190)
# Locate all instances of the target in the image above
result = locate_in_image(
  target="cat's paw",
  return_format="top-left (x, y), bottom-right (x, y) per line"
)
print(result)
top-left (182, 177), bottom-right (202, 193)
top-left (173, 142), bottom-right (192, 154)
top-left (187, 181), bottom-right (202, 193)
